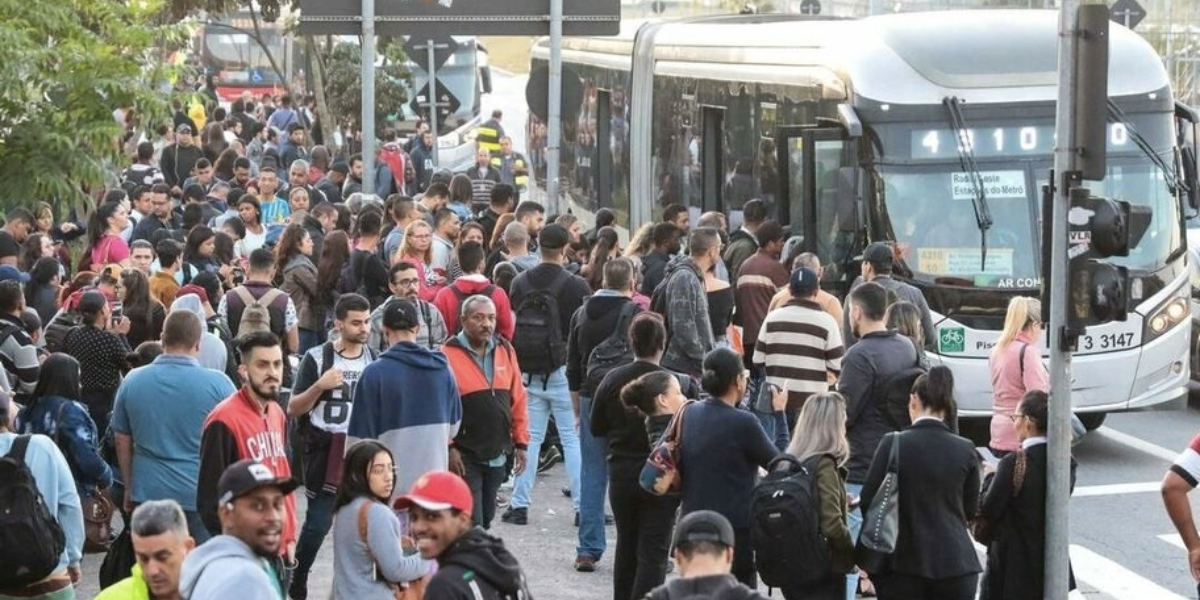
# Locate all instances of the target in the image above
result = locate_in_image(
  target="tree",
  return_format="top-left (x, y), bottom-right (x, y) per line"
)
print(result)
top-left (0, 0), bottom-right (187, 208)
top-left (322, 42), bottom-right (411, 134)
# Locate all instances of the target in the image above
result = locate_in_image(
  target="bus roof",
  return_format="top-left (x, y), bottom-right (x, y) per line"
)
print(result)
top-left (538, 10), bottom-right (1169, 106)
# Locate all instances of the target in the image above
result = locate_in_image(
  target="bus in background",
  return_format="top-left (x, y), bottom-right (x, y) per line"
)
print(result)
top-left (198, 9), bottom-right (296, 102)
top-left (532, 11), bottom-right (1196, 434)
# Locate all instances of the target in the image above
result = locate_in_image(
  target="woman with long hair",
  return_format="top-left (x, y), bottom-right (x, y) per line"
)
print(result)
top-left (201, 122), bottom-right (227, 163)
top-left (988, 297), bottom-right (1047, 456)
top-left (19, 233), bottom-right (53, 272)
top-left (860, 366), bottom-right (980, 600)
top-left (121, 270), bottom-right (165, 348)
top-left (393, 220), bottom-right (443, 302)
top-left (886, 300), bottom-right (929, 371)
top-left (678, 347), bottom-right (782, 587)
top-left (26, 257), bottom-right (62, 325)
top-left (213, 147), bottom-right (239, 182)
top-left (315, 230), bottom-right (351, 327)
top-left (274, 223), bottom-right (321, 352)
top-left (447, 221), bottom-right (487, 282)
top-left (183, 226), bottom-right (233, 284)
top-left (61, 291), bottom-right (131, 436)
top-left (777, 392), bottom-right (855, 600)
top-left (235, 196), bottom-right (266, 260)
top-left (487, 212), bottom-right (517, 254)
top-left (583, 226), bottom-right (620, 291)
top-left (331, 440), bottom-right (432, 600)
top-left (85, 200), bottom-right (132, 270)
top-left (17, 353), bottom-right (113, 496)
top-left (624, 222), bottom-right (655, 260)
top-left (58, 271), bottom-right (96, 309)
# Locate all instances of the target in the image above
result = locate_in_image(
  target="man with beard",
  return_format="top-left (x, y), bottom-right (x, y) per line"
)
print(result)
top-left (399, 470), bottom-right (534, 600)
top-left (197, 332), bottom-right (298, 570)
top-left (96, 500), bottom-right (196, 600)
top-left (639, 222), bottom-right (683, 296)
top-left (131, 183), bottom-right (180, 244)
top-left (181, 460), bottom-right (299, 600)
top-left (342, 154), bottom-right (365, 198)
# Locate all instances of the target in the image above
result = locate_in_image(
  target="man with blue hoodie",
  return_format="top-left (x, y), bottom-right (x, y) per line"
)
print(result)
top-left (348, 298), bottom-right (462, 499)
top-left (180, 459), bottom-right (299, 600)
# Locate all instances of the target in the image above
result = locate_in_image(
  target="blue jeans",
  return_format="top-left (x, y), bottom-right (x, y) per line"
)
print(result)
top-left (511, 368), bottom-right (581, 512)
top-left (577, 395), bottom-right (608, 560)
top-left (755, 410), bottom-right (790, 452)
top-left (846, 482), bottom-right (864, 600)
top-left (294, 488), bottom-right (336, 582)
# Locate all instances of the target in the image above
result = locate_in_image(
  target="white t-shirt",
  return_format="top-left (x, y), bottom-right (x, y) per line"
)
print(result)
top-left (308, 348), bottom-right (374, 435)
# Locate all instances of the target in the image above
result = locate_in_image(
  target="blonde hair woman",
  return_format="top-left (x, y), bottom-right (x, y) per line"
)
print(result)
top-left (779, 392), bottom-right (854, 599)
top-left (624, 222), bottom-right (655, 259)
top-left (987, 296), bottom-right (1048, 455)
top-left (393, 220), bottom-right (444, 302)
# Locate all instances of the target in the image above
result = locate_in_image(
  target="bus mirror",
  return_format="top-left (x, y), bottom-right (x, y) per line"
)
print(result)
top-left (1182, 146), bottom-right (1200, 212)
top-left (480, 66), bottom-right (493, 95)
top-left (836, 167), bottom-right (858, 232)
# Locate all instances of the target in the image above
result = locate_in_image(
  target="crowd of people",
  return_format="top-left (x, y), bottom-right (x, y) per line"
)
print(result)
top-left (0, 98), bottom-right (1090, 600)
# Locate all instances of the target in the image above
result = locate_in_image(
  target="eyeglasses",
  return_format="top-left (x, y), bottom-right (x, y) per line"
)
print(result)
top-left (392, 278), bottom-right (420, 287)
top-left (1009, 413), bottom-right (1026, 423)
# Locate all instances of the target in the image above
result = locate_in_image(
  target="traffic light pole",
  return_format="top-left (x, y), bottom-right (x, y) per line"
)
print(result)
top-left (546, 0), bottom-right (563, 213)
top-left (1047, 1), bottom-right (1079, 597)
top-left (361, 0), bottom-right (376, 196)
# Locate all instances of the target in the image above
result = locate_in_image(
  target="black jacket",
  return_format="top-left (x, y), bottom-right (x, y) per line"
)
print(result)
top-left (427, 527), bottom-right (533, 600)
top-left (836, 330), bottom-right (918, 483)
top-left (860, 420), bottom-right (982, 580)
top-left (590, 360), bottom-right (664, 471)
top-left (640, 249), bottom-right (672, 296)
top-left (160, 143), bottom-right (205, 189)
top-left (645, 574), bottom-right (770, 600)
top-left (566, 294), bottom-right (638, 395)
top-left (979, 443), bottom-right (1076, 600)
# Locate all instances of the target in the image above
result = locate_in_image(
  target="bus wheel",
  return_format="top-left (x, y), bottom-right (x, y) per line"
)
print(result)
top-left (1077, 413), bottom-right (1107, 431)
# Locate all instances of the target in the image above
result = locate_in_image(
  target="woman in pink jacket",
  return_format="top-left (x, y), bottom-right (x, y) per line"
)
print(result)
top-left (988, 297), bottom-right (1049, 455)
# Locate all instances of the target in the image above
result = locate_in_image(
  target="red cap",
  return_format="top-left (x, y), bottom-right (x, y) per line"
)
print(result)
top-left (393, 470), bottom-right (473, 516)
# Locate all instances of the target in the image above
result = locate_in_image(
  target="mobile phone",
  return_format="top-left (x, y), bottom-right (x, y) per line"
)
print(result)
top-left (111, 302), bottom-right (123, 326)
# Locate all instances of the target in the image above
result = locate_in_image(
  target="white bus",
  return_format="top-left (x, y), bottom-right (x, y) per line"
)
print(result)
top-left (530, 10), bottom-right (1196, 428)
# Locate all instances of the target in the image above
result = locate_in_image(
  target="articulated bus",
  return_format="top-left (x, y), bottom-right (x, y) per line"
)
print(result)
top-left (529, 11), bottom-right (1196, 426)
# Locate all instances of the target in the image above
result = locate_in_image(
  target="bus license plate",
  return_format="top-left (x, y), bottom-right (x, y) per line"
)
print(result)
top-left (1078, 332), bottom-right (1136, 352)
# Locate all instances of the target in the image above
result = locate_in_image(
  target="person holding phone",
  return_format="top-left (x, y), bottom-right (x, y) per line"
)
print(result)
top-left (61, 290), bottom-right (130, 437)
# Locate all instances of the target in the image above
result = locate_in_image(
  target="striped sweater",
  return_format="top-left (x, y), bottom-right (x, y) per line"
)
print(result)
top-left (752, 298), bottom-right (844, 410)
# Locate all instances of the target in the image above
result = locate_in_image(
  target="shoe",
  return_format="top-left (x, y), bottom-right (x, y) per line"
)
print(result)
top-left (501, 507), bottom-right (528, 525)
top-left (287, 572), bottom-right (308, 600)
top-left (561, 486), bottom-right (572, 498)
top-left (537, 446), bottom-right (562, 473)
top-left (574, 555), bottom-right (597, 572)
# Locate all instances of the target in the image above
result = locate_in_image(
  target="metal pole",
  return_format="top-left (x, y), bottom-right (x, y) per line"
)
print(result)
top-left (426, 40), bottom-right (441, 168)
top-left (1046, 1), bottom-right (1078, 598)
top-left (361, 0), bottom-right (376, 196)
top-left (546, 0), bottom-right (563, 213)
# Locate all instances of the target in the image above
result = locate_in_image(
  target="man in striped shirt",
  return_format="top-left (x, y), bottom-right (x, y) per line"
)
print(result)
top-left (752, 267), bottom-right (844, 436)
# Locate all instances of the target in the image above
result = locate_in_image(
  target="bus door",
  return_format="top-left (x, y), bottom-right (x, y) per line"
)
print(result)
top-left (775, 125), bottom-right (861, 298)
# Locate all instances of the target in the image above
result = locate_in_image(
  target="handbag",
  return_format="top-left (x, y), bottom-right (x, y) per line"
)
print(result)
top-left (50, 402), bottom-right (114, 553)
top-left (358, 501), bottom-right (429, 600)
top-left (970, 449), bottom-right (1028, 545)
top-left (855, 432), bottom-right (901, 574)
top-left (639, 402), bottom-right (691, 496)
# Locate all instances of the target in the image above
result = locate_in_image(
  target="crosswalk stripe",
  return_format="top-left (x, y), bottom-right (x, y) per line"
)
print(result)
top-left (1160, 534), bottom-right (1187, 551)
top-left (1094, 427), bottom-right (1180, 462)
top-left (1070, 544), bottom-right (1187, 600)
top-left (1073, 481), bottom-right (1162, 497)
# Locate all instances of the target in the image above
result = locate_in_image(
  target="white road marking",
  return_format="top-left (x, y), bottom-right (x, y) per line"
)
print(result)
top-left (1161, 534), bottom-right (1187, 551)
top-left (1094, 427), bottom-right (1180, 462)
top-left (1070, 544), bottom-right (1187, 600)
top-left (1073, 481), bottom-right (1163, 497)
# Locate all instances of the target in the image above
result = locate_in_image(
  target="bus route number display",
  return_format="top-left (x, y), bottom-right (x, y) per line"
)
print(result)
top-left (912, 123), bottom-right (1130, 159)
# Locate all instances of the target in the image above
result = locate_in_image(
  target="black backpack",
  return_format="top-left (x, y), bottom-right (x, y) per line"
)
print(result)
top-left (43, 311), bottom-right (83, 354)
top-left (751, 453), bottom-right (832, 589)
top-left (0, 436), bottom-right (67, 588)
top-left (585, 301), bottom-right (639, 391)
top-left (875, 336), bottom-right (925, 430)
top-left (512, 272), bottom-right (570, 375)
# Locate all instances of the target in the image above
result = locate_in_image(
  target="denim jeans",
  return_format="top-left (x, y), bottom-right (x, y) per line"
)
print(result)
top-left (756, 410), bottom-right (790, 452)
top-left (293, 488), bottom-right (336, 586)
top-left (511, 368), bottom-right (581, 512)
top-left (845, 482), bottom-right (864, 600)
top-left (577, 395), bottom-right (609, 560)
top-left (464, 461), bottom-right (507, 529)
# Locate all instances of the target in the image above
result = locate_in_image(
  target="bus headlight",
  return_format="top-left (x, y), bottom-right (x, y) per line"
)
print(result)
top-left (1145, 296), bottom-right (1189, 342)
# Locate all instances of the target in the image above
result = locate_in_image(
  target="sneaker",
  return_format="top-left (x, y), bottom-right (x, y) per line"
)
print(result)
top-left (575, 555), bottom-right (597, 572)
top-left (287, 572), bottom-right (308, 600)
top-left (537, 446), bottom-right (562, 473)
top-left (561, 486), bottom-right (572, 498)
top-left (501, 506), bottom-right (528, 525)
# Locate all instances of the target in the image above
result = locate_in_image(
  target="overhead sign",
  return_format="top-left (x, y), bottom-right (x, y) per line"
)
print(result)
top-left (1110, 0), bottom-right (1145, 30)
top-left (404, 35), bottom-right (460, 72)
top-left (799, 0), bottom-right (821, 15)
top-left (299, 0), bottom-right (620, 36)
top-left (409, 80), bottom-right (461, 128)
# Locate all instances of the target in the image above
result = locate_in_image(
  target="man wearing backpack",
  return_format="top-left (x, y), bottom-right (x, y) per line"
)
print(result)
top-left (837, 281), bottom-right (920, 596)
top-left (218, 247), bottom-right (299, 357)
top-left (552, 258), bottom-right (640, 571)
top-left (504, 224), bottom-right (589, 535)
top-left (842, 242), bottom-right (935, 348)
top-left (0, 280), bottom-right (41, 397)
top-left (367, 261), bottom-right (449, 354)
top-left (656, 228), bottom-right (719, 377)
top-left (0, 393), bottom-right (84, 599)
top-left (433, 242), bottom-right (514, 340)
top-left (285, 294), bottom-right (377, 600)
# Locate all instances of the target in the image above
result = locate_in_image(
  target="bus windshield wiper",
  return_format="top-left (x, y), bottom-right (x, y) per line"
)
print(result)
top-left (1107, 99), bottom-right (1185, 196)
top-left (943, 96), bottom-right (994, 270)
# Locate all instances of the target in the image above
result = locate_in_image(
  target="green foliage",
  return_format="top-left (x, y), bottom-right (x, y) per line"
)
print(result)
top-left (322, 42), bottom-right (411, 130)
top-left (167, 0), bottom-right (292, 22)
top-left (0, 0), bottom-right (188, 208)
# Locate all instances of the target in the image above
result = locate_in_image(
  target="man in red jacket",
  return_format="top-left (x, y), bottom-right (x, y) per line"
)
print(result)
top-left (434, 241), bottom-right (514, 339)
top-left (197, 331), bottom-right (297, 569)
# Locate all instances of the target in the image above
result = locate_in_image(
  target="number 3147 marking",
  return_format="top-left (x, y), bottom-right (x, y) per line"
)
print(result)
top-left (1080, 332), bottom-right (1135, 351)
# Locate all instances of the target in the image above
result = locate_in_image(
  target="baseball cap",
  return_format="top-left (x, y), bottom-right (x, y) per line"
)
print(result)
top-left (0, 265), bottom-right (29, 284)
top-left (789, 267), bottom-right (820, 297)
top-left (176, 123), bottom-right (193, 135)
top-left (393, 470), bottom-right (473, 516)
top-left (382, 298), bottom-right (420, 331)
top-left (217, 459), bottom-right (299, 506)
top-left (538, 224), bottom-right (571, 250)
top-left (672, 510), bottom-right (735, 550)
top-left (858, 242), bottom-right (895, 269)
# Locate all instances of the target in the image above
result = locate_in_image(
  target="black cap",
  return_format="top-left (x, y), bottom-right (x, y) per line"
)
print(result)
top-left (538, 224), bottom-right (571, 250)
top-left (672, 510), bottom-right (735, 550)
top-left (858, 242), bottom-right (895, 270)
top-left (217, 459), bottom-right (299, 506)
top-left (382, 298), bottom-right (420, 331)
top-left (789, 267), bottom-right (820, 297)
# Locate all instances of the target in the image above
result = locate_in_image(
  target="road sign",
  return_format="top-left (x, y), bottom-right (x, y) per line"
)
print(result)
top-left (403, 35), bottom-right (459, 73)
top-left (525, 65), bottom-right (584, 122)
top-left (799, 0), bottom-right (821, 15)
top-left (409, 80), bottom-right (461, 128)
top-left (1110, 0), bottom-right (1145, 30)
top-left (299, 0), bottom-right (620, 36)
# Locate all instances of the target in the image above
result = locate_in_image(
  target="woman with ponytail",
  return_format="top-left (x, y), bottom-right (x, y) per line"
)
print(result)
top-left (859, 365), bottom-right (981, 600)
top-left (988, 296), bottom-right (1048, 456)
top-left (85, 200), bottom-right (132, 270)
top-left (677, 347), bottom-right (782, 588)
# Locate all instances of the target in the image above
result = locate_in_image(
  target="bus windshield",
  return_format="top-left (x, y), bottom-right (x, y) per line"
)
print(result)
top-left (203, 28), bottom-right (285, 86)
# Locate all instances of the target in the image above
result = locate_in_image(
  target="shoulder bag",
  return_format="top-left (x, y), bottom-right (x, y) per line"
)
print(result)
top-left (970, 449), bottom-right (1028, 545)
top-left (51, 402), bottom-right (114, 554)
top-left (640, 402), bottom-right (692, 496)
top-left (358, 501), bottom-right (428, 600)
top-left (855, 432), bottom-right (901, 574)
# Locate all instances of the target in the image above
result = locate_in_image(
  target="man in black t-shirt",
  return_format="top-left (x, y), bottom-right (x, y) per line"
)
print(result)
top-left (0, 208), bottom-right (33, 266)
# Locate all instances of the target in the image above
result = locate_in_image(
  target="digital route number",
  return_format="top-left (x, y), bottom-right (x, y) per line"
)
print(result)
top-left (911, 123), bottom-right (1131, 159)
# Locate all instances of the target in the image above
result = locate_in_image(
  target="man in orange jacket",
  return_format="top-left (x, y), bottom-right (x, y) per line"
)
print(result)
top-left (442, 293), bottom-right (529, 529)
